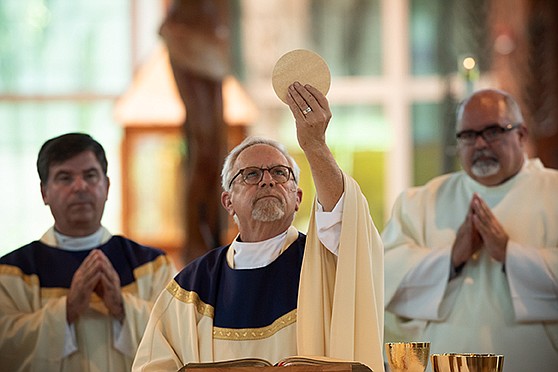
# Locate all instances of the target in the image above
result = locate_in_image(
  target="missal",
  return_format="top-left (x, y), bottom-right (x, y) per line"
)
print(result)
top-left (179, 355), bottom-right (373, 371)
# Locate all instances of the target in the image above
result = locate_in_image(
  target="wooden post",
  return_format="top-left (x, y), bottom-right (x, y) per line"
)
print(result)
top-left (160, 0), bottom-right (231, 264)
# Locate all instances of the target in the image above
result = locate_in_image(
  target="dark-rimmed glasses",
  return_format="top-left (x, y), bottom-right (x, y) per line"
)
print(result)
top-left (228, 165), bottom-right (295, 189)
top-left (456, 123), bottom-right (520, 145)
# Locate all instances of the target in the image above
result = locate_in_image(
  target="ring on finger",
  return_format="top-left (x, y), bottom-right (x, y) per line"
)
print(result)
top-left (302, 106), bottom-right (312, 115)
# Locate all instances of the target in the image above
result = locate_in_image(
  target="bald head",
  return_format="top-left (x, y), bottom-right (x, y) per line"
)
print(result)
top-left (456, 89), bottom-right (524, 131)
top-left (455, 89), bottom-right (527, 186)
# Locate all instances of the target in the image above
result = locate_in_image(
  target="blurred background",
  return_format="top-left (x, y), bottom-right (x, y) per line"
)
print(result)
top-left (1, 0), bottom-right (557, 268)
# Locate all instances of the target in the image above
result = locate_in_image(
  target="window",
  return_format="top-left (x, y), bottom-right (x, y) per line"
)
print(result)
top-left (0, 0), bottom-right (132, 255)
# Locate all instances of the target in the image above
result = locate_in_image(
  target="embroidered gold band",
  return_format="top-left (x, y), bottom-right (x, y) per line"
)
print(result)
top-left (166, 280), bottom-right (214, 318)
top-left (213, 309), bottom-right (297, 340)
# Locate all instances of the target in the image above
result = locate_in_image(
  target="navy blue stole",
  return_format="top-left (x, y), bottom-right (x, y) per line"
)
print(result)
top-left (174, 233), bottom-right (306, 328)
top-left (0, 236), bottom-right (166, 288)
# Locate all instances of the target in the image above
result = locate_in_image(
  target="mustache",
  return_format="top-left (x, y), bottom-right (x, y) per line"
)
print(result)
top-left (254, 190), bottom-right (282, 200)
top-left (252, 192), bottom-right (285, 210)
top-left (472, 149), bottom-right (498, 163)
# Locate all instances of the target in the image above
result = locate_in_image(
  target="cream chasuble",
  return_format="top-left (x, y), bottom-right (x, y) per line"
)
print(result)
top-left (133, 173), bottom-right (384, 372)
top-left (0, 232), bottom-right (175, 372)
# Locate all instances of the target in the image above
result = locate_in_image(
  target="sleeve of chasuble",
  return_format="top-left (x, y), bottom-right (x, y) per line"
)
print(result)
top-left (298, 174), bottom-right (385, 372)
top-left (132, 281), bottom-right (214, 372)
top-left (501, 163), bottom-right (558, 322)
top-left (506, 241), bottom-right (558, 321)
top-left (383, 190), bottom-right (455, 321)
top-left (0, 266), bottom-right (69, 371)
top-left (117, 254), bottom-right (176, 358)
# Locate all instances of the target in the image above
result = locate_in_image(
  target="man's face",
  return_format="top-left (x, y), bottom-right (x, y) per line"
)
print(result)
top-left (41, 150), bottom-right (109, 236)
top-left (222, 144), bottom-right (301, 231)
top-left (457, 91), bottom-right (526, 186)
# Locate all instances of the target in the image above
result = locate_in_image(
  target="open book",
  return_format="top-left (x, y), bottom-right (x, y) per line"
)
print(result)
top-left (179, 355), bottom-right (373, 371)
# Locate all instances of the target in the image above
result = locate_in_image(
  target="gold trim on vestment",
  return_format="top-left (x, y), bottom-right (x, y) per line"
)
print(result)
top-left (166, 280), bottom-right (214, 318)
top-left (213, 308), bottom-right (297, 340)
top-left (134, 254), bottom-right (170, 278)
top-left (0, 253), bottom-right (167, 287)
top-left (1, 253), bottom-right (165, 290)
top-left (0, 264), bottom-right (39, 286)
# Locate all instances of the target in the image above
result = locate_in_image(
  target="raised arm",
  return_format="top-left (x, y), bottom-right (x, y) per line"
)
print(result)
top-left (285, 82), bottom-right (343, 211)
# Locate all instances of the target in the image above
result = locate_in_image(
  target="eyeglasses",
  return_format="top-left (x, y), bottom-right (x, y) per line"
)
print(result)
top-left (228, 165), bottom-right (295, 189)
top-left (456, 123), bottom-right (521, 145)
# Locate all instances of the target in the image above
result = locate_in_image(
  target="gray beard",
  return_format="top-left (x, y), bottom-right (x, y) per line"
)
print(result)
top-left (471, 159), bottom-right (501, 178)
top-left (252, 198), bottom-right (285, 222)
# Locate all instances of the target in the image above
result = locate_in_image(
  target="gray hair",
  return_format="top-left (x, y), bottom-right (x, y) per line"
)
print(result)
top-left (221, 136), bottom-right (300, 191)
top-left (456, 89), bottom-right (525, 128)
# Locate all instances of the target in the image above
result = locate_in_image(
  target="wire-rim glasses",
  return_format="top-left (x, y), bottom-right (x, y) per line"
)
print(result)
top-left (228, 165), bottom-right (295, 189)
top-left (456, 123), bottom-right (521, 145)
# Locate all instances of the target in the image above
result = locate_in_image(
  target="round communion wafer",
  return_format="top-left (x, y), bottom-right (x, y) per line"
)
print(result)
top-left (271, 49), bottom-right (331, 104)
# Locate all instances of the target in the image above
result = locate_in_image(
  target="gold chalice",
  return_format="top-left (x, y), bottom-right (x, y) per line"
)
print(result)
top-left (385, 342), bottom-right (430, 372)
top-left (430, 353), bottom-right (504, 372)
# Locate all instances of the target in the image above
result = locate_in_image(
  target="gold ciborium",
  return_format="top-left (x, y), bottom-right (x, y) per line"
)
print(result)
top-left (430, 353), bottom-right (504, 372)
top-left (385, 342), bottom-right (430, 372)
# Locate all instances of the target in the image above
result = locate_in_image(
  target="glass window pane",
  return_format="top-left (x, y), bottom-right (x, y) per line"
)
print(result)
top-left (275, 103), bottom-right (388, 229)
top-left (412, 102), bottom-right (444, 185)
top-left (410, 0), bottom-right (490, 76)
top-left (0, 0), bottom-right (131, 94)
top-left (410, 0), bottom-right (441, 75)
top-left (310, 0), bottom-right (382, 76)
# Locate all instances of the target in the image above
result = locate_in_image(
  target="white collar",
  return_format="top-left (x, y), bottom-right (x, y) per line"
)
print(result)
top-left (230, 230), bottom-right (287, 269)
top-left (41, 226), bottom-right (112, 251)
top-left (228, 226), bottom-right (299, 269)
